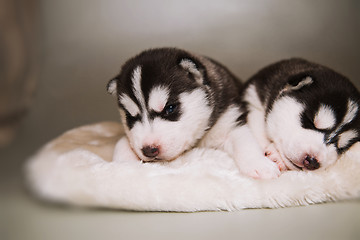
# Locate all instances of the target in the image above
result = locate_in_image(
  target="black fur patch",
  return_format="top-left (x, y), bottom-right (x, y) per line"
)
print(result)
top-left (236, 100), bottom-right (249, 126)
top-left (236, 112), bottom-right (248, 126)
top-left (125, 112), bottom-right (141, 129)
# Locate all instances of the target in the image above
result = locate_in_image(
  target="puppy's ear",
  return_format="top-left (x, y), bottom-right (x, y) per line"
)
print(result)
top-left (282, 74), bottom-right (314, 93)
top-left (178, 58), bottom-right (205, 85)
top-left (107, 78), bottom-right (118, 96)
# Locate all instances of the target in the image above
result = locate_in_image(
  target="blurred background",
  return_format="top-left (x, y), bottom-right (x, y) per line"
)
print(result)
top-left (1, 0), bottom-right (360, 240)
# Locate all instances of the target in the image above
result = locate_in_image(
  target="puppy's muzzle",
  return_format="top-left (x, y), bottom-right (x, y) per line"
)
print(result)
top-left (303, 155), bottom-right (320, 170)
top-left (142, 145), bottom-right (160, 158)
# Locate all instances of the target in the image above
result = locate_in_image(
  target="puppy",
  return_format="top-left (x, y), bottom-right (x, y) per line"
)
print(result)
top-left (107, 48), bottom-right (281, 179)
top-left (241, 58), bottom-right (360, 172)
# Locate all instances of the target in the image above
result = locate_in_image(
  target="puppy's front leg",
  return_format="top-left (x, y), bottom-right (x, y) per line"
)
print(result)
top-left (225, 125), bottom-right (281, 179)
top-left (112, 136), bottom-right (141, 163)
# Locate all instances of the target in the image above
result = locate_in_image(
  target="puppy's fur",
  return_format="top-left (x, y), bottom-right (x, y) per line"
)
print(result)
top-left (107, 48), bottom-right (281, 179)
top-left (241, 58), bottom-right (360, 173)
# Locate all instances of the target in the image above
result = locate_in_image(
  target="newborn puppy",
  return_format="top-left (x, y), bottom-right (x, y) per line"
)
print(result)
top-left (107, 48), bottom-right (281, 179)
top-left (241, 58), bottom-right (360, 172)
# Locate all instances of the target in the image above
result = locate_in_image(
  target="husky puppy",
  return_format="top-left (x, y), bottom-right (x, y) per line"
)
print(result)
top-left (107, 48), bottom-right (281, 179)
top-left (241, 58), bottom-right (360, 172)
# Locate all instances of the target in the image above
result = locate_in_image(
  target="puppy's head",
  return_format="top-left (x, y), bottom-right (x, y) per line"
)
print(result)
top-left (267, 67), bottom-right (360, 171)
top-left (107, 48), bottom-right (213, 161)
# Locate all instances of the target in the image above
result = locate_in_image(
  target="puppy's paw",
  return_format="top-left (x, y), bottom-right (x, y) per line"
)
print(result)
top-left (238, 157), bottom-right (281, 179)
top-left (264, 144), bottom-right (287, 172)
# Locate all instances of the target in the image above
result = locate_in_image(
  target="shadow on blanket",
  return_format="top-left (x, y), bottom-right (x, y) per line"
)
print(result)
top-left (25, 122), bottom-right (360, 212)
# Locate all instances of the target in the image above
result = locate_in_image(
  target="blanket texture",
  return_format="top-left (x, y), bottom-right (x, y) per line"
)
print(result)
top-left (25, 122), bottom-right (360, 212)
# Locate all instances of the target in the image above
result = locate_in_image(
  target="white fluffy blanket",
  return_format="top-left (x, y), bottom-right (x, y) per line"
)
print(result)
top-left (25, 122), bottom-right (360, 212)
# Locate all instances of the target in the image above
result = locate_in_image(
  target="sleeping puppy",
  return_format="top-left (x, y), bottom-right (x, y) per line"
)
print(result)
top-left (241, 58), bottom-right (360, 172)
top-left (107, 48), bottom-right (281, 179)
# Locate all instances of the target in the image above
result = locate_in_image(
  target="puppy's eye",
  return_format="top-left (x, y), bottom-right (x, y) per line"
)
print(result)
top-left (301, 112), bottom-right (316, 130)
top-left (163, 104), bottom-right (177, 116)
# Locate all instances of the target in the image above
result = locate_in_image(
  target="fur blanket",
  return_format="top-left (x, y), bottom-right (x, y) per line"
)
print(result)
top-left (25, 122), bottom-right (360, 212)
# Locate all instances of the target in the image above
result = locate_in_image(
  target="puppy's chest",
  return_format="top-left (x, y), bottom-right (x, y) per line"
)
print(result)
top-left (198, 106), bottom-right (241, 149)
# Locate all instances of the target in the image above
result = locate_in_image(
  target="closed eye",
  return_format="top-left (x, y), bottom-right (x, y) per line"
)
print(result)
top-left (301, 112), bottom-right (316, 130)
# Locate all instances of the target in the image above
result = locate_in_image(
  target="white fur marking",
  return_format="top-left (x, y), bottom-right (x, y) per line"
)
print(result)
top-left (328, 100), bottom-right (359, 143)
top-left (131, 66), bottom-right (147, 112)
top-left (119, 94), bottom-right (140, 117)
top-left (244, 84), bottom-right (264, 110)
top-left (338, 130), bottom-right (358, 149)
top-left (314, 105), bottom-right (336, 130)
top-left (179, 59), bottom-right (203, 85)
top-left (148, 86), bottom-right (170, 112)
top-left (342, 100), bottom-right (358, 125)
top-left (244, 84), bottom-right (270, 148)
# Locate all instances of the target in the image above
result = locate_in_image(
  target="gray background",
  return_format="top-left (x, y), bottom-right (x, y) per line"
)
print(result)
top-left (1, 0), bottom-right (360, 239)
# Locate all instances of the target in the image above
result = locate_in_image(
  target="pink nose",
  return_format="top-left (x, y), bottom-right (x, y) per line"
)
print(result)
top-left (303, 155), bottom-right (320, 170)
top-left (141, 146), bottom-right (160, 158)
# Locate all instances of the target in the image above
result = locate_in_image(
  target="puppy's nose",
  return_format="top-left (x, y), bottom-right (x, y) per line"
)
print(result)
top-left (303, 155), bottom-right (320, 170)
top-left (142, 146), bottom-right (160, 158)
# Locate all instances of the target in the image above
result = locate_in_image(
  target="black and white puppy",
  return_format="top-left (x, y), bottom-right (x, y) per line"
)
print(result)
top-left (107, 48), bottom-right (281, 179)
top-left (241, 58), bottom-right (360, 173)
